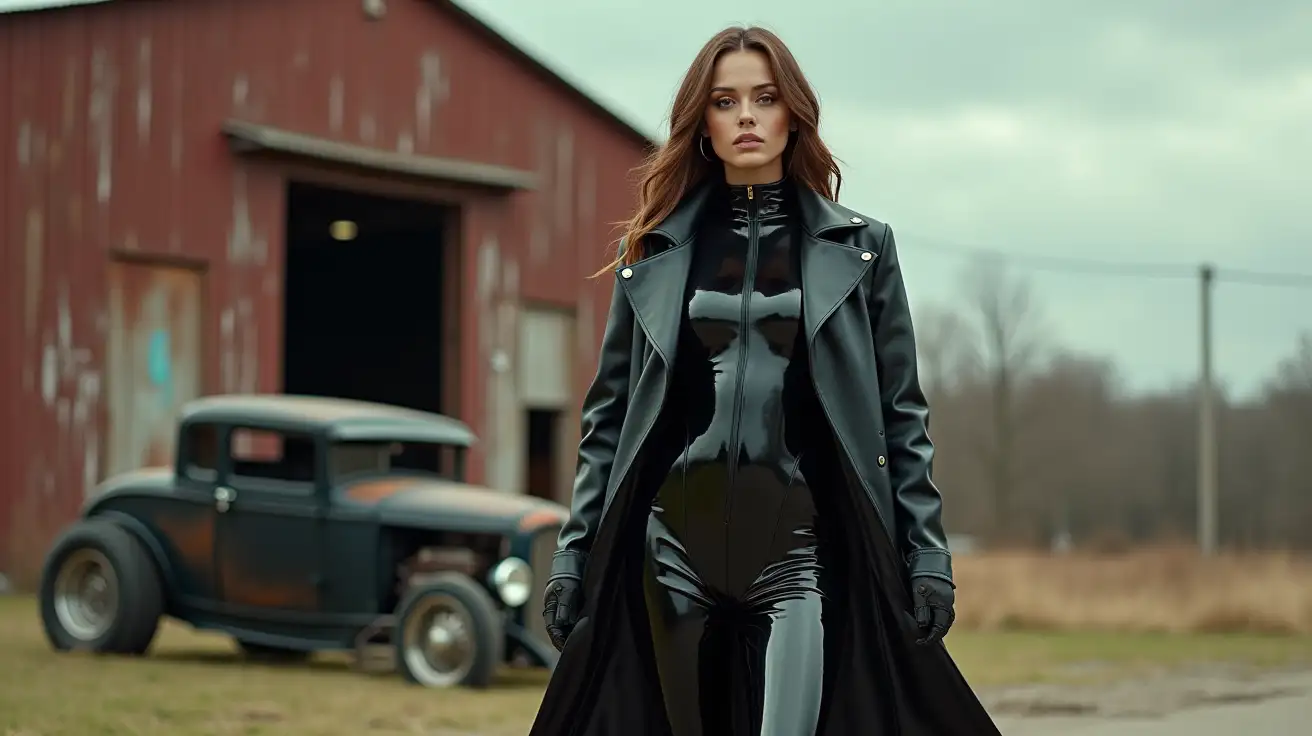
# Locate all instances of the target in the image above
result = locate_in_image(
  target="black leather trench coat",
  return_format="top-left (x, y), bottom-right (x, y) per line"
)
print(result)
top-left (530, 180), bottom-right (1000, 735)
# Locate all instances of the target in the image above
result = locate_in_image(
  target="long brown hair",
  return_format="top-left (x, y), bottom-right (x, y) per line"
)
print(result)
top-left (594, 26), bottom-right (842, 277)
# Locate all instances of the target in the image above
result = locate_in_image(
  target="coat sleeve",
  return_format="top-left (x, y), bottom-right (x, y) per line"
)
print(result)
top-left (549, 274), bottom-right (635, 582)
top-left (868, 223), bottom-right (954, 585)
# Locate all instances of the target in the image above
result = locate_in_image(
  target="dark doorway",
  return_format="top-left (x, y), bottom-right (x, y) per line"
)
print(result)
top-left (282, 180), bottom-right (447, 425)
top-left (525, 409), bottom-right (560, 501)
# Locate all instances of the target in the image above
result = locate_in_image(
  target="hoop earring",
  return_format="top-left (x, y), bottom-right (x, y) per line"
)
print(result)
top-left (699, 136), bottom-right (714, 161)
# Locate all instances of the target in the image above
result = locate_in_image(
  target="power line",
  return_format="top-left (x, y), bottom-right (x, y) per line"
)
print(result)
top-left (902, 231), bottom-right (1312, 289)
top-left (1214, 268), bottom-right (1312, 289)
top-left (900, 229), bottom-right (1312, 557)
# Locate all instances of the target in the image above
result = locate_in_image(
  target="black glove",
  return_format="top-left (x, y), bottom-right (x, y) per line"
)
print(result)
top-left (542, 576), bottom-right (583, 652)
top-left (911, 575), bottom-right (956, 645)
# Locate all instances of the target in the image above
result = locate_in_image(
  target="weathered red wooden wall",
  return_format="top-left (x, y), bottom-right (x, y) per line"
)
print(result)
top-left (0, 0), bottom-right (647, 585)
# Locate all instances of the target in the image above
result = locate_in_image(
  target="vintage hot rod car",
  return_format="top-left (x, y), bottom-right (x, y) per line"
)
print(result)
top-left (37, 394), bottom-right (570, 688)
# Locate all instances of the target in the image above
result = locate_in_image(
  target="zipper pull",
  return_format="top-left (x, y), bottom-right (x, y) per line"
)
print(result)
top-left (747, 185), bottom-right (754, 200)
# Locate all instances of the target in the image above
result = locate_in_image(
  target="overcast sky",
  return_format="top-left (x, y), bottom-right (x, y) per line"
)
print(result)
top-left (458, 0), bottom-right (1312, 397)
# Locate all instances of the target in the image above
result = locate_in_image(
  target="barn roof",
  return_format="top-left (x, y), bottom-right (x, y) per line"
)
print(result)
top-left (0, 0), bottom-right (656, 149)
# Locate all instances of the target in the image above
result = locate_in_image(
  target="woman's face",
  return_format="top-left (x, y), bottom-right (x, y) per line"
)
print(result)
top-left (703, 49), bottom-right (792, 185)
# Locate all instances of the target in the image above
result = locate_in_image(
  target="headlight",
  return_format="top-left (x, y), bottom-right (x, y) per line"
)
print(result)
top-left (489, 557), bottom-right (532, 608)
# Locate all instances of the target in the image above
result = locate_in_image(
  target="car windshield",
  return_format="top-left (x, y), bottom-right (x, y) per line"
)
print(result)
top-left (328, 440), bottom-right (464, 482)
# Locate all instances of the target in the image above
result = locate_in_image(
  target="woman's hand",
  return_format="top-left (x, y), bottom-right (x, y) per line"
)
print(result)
top-left (542, 577), bottom-right (584, 652)
top-left (911, 576), bottom-right (955, 645)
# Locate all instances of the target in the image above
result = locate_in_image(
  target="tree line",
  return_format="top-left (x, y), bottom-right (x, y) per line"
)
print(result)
top-left (917, 261), bottom-right (1312, 550)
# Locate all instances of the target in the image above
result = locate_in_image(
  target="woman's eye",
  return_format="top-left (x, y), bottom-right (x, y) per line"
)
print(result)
top-left (758, 94), bottom-right (775, 105)
top-left (715, 98), bottom-right (734, 109)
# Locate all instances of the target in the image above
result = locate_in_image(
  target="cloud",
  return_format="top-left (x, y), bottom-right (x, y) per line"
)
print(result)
top-left (457, 0), bottom-right (1312, 395)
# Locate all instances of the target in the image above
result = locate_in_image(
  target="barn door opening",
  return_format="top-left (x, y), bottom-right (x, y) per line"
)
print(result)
top-left (517, 308), bottom-right (575, 501)
top-left (281, 181), bottom-right (451, 428)
top-left (525, 409), bottom-right (561, 500)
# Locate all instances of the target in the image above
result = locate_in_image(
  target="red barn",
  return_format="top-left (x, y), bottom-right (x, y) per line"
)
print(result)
top-left (0, 0), bottom-right (652, 587)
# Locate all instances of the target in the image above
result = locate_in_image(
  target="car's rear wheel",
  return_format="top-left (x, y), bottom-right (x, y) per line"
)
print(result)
top-left (39, 519), bottom-right (164, 655)
top-left (395, 572), bottom-right (502, 689)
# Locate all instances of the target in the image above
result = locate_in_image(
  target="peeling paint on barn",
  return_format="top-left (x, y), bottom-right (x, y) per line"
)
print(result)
top-left (89, 45), bottom-right (115, 204)
top-left (136, 38), bottom-right (152, 143)
top-left (226, 169), bottom-right (268, 266)
top-left (218, 299), bottom-right (260, 395)
top-left (329, 76), bottom-right (345, 134)
top-left (24, 209), bottom-right (44, 346)
top-left (415, 50), bottom-right (449, 149)
top-left (476, 233), bottom-right (526, 494)
top-left (554, 127), bottom-right (574, 237)
top-left (0, 0), bottom-right (648, 587)
top-left (106, 261), bottom-right (201, 478)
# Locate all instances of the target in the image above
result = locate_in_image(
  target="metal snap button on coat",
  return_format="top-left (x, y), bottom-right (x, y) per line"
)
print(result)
top-left (861, 251), bottom-right (873, 261)
top-left (877, 455), bottom-right (887, 467)
top-left (620, 267), bottom-right (633, 279)
top-left (850, 216), bottom-right (864, 224)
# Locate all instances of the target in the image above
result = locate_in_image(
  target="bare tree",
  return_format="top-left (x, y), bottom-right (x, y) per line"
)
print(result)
top-left (1257, 331), bottom-right (1312, 545)
top-left (1020, 352), bottom-right (1120, 544)
top-left (1275, 332), bottom-right (1312, 387)
top-left (916, 299), bottom-right (1311, 550)
top-left (1267, 331), bottom-right (1312, 429)
top-left (914, 303), bottom-right (979, 400)
top-left (961, 259), bottom-right (1045, 541)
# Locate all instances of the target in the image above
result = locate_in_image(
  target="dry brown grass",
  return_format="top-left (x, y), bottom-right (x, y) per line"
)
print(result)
top-left (4, 549), bottom-right (1312, 733)
top-left (953, 546), bottom-right (1312, 635)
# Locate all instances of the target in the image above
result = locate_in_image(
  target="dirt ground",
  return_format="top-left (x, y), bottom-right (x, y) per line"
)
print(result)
top-left (3, 592), bottom-right (1310, 734)
top-left (991, 667), bottom-right (1312, 734)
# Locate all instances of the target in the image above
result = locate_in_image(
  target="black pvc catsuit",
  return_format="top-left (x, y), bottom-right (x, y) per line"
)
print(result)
top-left (642, 179), bottom-right (845, 736)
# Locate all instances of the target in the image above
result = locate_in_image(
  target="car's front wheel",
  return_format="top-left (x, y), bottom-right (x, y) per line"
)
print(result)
top-left (39, 519), bottom-right (164, 655)
top-left (394, 572), bottom-right (503, 688)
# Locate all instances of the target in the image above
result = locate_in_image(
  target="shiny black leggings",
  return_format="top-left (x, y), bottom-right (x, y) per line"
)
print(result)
top-left (641, 473), bottom-right (843, 736)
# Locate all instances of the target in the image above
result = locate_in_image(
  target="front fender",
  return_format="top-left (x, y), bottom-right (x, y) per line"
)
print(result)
top-left (504, 620), bottom-right (559, 670)
top-left (85, 510), bottom-right (178, 598)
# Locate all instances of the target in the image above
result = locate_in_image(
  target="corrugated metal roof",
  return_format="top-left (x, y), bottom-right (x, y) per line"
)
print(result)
top-left (0, 0), bottom-right (656, 148)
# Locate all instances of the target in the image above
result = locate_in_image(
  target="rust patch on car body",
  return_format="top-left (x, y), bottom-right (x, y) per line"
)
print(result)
top-left (216, 556), bottom-right (319, 610)
top-left (152, 507), bottom-right (214, 581)
top-left (343, 477), bottom-right (424, 503)
top-left (339, 475), bottom-right (568, 534)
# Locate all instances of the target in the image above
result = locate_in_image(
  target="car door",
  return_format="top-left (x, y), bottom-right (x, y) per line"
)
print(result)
top-left (213, 425), bottom-right (324, 613)
top-left (150, 420), bottom-right (224, 604)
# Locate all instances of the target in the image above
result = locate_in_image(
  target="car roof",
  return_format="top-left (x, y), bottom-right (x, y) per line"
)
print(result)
top-left (179, 394), bottom-right (477, 446)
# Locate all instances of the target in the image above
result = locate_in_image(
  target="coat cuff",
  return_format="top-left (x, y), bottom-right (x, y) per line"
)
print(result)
top-left (906, 548), bottom-right (954, 586)
top-left (549, 549), bottom-right (588, 581)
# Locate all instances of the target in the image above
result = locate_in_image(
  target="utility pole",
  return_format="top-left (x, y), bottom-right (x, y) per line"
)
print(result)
top-left (1198, 264), bottom-right (1218, 556)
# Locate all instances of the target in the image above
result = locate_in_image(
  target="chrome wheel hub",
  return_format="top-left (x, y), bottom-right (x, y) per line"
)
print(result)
top-left (401, 593), bottom-right (477, 687)
top-left (53, 548), bottom-right (119, 641)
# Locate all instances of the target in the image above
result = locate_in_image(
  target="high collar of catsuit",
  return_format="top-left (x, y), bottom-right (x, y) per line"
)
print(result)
top-left (646, 175), bottom-right (867, 250)
top-left (721, 177), bottom-right (790, 219)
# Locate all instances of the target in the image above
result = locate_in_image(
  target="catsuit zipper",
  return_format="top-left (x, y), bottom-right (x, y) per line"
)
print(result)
top-left (724, 184), bottom-right (758, 522)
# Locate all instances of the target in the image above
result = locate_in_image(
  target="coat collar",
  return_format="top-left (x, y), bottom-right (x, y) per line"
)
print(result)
top-left (616, 176), bottom-right (878, 371)
top-left (646, 177), bottom-right (868, 249)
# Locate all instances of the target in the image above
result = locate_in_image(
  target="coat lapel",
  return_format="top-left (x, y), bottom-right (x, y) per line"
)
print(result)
top-left (614, 243), bottom-right (692, 369)
top-left (610, 180), bottom-right (713, 369)
top-left (796, 186), bottom-right (877, 344)
top-left (614, 180), bottom-right (874, 363)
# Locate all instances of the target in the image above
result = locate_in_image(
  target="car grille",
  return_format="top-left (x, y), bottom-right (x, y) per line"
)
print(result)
top-left (526, 523), bottom-right (560, 652)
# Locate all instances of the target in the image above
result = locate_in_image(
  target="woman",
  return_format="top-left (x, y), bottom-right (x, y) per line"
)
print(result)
top-left (530, 26), bottom-right (1000, 736)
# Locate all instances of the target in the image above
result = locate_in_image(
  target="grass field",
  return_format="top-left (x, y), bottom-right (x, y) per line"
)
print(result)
top-left (4, 548), bottom-right (1312, 734)
top-left (953, 546), bottom-right (1312, 634)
